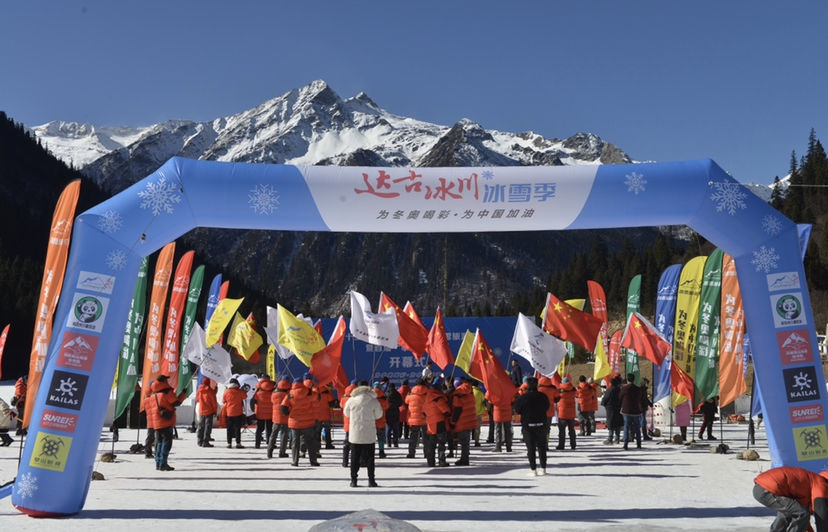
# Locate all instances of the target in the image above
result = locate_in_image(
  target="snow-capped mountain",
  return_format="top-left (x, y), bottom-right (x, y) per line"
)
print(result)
top-left (29, 80), bottom-right (632, 194)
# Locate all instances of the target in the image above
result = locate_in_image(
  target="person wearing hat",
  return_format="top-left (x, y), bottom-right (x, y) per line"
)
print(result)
top-left (423, 381), bottom-right (451, 467)
top-left (196, 377), bottom-right (218, 447)
top-left (343, 380), bottom-right (383, 487)
top-left (267, 376), bottom-right (291, 458)
top-left (147, 374), bottom-right (187, 471)
top-left (753, 466), bottom-right (828, 531)
top-left (449, 377), bottom-right (477, 466)
top-left (576, 375), bottom-right (598, 436)
top-left (556, 377), bottom-right (577, 450)
top-left (281, 377), bottom-right (319, 466)
top-left (513, 377), bottom-right (551, 476)
top-left (372, 382), bottom-right (389, 458)
top-left (487, 386), bottom-right (514, 453)
top-left (384, 382), bottom-right (403, 449)
top-left (222, 378), bottom-right (248, 448)
top-left (340, 379), bottom-right (358, 467)
top-left (251, 375), bottom-right (275, 449)
top-left (405, 379), bottom-right (428, 458)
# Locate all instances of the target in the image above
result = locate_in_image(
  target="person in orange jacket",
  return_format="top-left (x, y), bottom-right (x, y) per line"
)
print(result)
top-left (488, 390), bottom-right (515, 453)
top-left (423, 382), bottom-right (451, 467)
top-left (222, 378), bottom-right (248, 448)
top-left (12, 375), bottom-right (27, 435)
top-left (576, 375), bottom-right (598, 436)
top-left (538, 376), bottom-right (559, 443)
top-left (317, 384), bottom-right (337, 450)
top-left (556, 377), bottom-right (577, 450)
top-left (251, 375), bottom-right (274, 449)
top-left (196, 377), bottom-right (218, 447)
top-left (405, 379), bottom-right (428, 459)
top-left (267, 376), bottom-right (291, 458)
top-left (281, 377), bottom-right (319, 466)
top-left (754, 466), bottom-right (828, 531)
top-left (449, 378), bottom-right (478, 466)
top-left (398, 379), bottom-right (411, 439)
top-left (340, 380), bottom-right (358, 467)
top-left (373, 382), bottom-right (389, 458)
top-left (146, 374), bottom-right (187, 471)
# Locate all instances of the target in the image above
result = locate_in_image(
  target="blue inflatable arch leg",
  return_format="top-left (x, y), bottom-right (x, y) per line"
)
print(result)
top-left (12, 157), bottom-right (826, 515)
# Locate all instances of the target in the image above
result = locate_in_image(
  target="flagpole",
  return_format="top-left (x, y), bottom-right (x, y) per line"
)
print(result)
top-left (747, 370), bottom-right (756, 448)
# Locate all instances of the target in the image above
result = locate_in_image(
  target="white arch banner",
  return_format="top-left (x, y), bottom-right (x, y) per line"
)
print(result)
top-left (11, 157), bottom-right (826, 515)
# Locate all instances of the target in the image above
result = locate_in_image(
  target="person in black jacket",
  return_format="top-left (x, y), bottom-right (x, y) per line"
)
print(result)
top-left (385, 383), bottom-right (403, 448)
top-left (601, 374), bottom-right (623, 444)
top-left (618, 374), bottom-right (643, 450)
top-left (513, 377), bottom-right (550, 476)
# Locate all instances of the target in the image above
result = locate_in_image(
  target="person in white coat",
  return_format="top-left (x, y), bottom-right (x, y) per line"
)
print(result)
top-left (343, 381), bottom-right (383, 487)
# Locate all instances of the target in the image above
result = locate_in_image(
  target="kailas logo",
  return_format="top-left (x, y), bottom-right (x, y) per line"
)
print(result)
top-left (57, 332), bottom-right (99, 371)
top-left (777, 329), bottom-right (813, 365)
top-left (76, 271), bottom-right (115, 294)
top-left (767, 271), bottom-right (801, 292)
top-left (770, 292), bottom-right (807, 328)
top-left (45, 370), bottom-right (88, 411)
top-left (783, 366), bottom-right (820, 403)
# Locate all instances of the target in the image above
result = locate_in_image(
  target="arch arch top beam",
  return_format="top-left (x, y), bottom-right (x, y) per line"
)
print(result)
top-left (13, 157), bottom-right (824, 516)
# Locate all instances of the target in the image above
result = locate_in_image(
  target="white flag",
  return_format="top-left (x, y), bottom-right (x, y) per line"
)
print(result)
top-left (183, 322), bottom-right (207, 365)
top-left (200, 344), bottom-right (233, 384)
top-left (510, 312), bottom-right (568, 377)
top-left (349, 291), bottom-right (399, 349)
top-left (265, 305), bottom-right (301, 360)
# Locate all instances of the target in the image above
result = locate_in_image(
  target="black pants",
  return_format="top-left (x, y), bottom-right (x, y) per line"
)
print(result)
top-left (255, 419), bottom-right (272, 447)
top-left (267, 423), bottom-right (289, 457)
top-left (226, 415), bottom-right (244, 445)
top-left (523, 424), bottom-right (547, 470)
top-left (424, 431), bottom-right (447, 466)
top-left (408, 425), bottom-right (424, 457)
top-left (455, 429), bottom-right (471, 462)
top-left (558, 418), bottom-right (576, 449)
top-left (350, 443), bottom-right (376, 483)
top-left (197, 414), bottom-right (214, 445)
top-left (292, 426), bottom-right (317, 465)
top-left (752, 483), bottom-right (810, 532)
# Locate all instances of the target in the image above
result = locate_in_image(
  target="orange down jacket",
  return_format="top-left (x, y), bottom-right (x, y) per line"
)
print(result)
top-left (222, 385), bottom-right (247, 418)
top-left (281, 381), bottom-right (316, 429)
top-left (405, 384), bottom-right (428, 426)
top-left (450, 382), bottom-right (478, 432)
top-left (252, 378), bottom-right (275, 420)
top-left (577, 381), bottom-right (599, 413)
top-left (538, 377), bottom-right (559, 418)
top-left (423, 387), bottom-right (451, 435)
top-left (557, 381), bottom-right (577, 420)
top-left (270, 379), bottom-right (291, 424)
top-left (196, 380), bottom-right (218, 416)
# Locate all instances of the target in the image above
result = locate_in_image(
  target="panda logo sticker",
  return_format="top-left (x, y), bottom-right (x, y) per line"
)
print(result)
top-left (770, 292), bottom-right (807, 328)
top-left (66, 293), bottom-right (109, 333)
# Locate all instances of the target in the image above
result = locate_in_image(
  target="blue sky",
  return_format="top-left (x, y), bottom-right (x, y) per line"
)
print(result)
top-left (1, 1), bottom-right (826, 185)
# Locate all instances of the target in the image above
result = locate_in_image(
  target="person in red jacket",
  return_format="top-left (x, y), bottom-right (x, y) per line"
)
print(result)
top-left (146, 374), bottom-right (186, 471)
top-left (196, 377), bottom-right (218, 447)
top-left (267, 376), bottom-right (291, 458)
top-left (449, 378), bottom-right (478, 466)
top-left (251, 375), bottom-right (274, 449)
top-left (340, 380), bottom-right (358, 467)
top-left (405, 379), bottom-right (428, 459)
top-left (538, 376), bottom-right (559, 443)
top-left (556, 377), bottom-right (577, 450)
top-left (317, 384), bottom-right (337, 450)
top-left (373, 382), bottom-right (389, 458)
top-left (488, 390), bottom-right (514, 453)
top-left (281, 377), bottom-right (319, 466)
top-left (576, 375), bottom-right (598, 436)
top-left (398, 379), bottom-right (411, 439)
top-left (423, 382), bottom-right (451, 467)
top-left (12, 375), bottom-right (27, 435)
top-left (754, 466), bottom-right (828, 531)
top-left (222, 378), bottom-right (248, 448)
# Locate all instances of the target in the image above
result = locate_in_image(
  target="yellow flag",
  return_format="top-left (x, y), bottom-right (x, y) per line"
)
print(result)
top-left (277, 304), bottom-right (325, 367)
top-left (454, 330), bottom-right (478, 381)
top-left (205, 297), bottom-right (243, 347)
top-left (266, 344), bottom-right (276, 380)
top-left (593, 332), bottom-right (611, 381)
top-left (228, 312), bottom-right (263, 360)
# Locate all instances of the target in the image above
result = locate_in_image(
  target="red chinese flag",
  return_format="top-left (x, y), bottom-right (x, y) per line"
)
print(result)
top-left (379, 292), bottom-right (428, 358)
top-left (426, 308), bottom-right (454, 370)
top-left (310, 316), bottom-right (347, 388)
top-left (670, 360), bottom-right (695, 401)
top-left (542, 293), bottom-right (604, 351)
top-left (620, 312), bottom-right (672, 367)
top-left (470, 330), bottom-right (515, 405)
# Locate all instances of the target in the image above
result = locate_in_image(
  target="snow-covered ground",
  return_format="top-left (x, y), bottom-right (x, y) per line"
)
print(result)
top-left (0, 402), bottom-right (777, 531)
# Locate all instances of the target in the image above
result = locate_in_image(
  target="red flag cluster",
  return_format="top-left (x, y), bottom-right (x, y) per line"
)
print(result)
top-left (380, 293), bottom-right (428, 358)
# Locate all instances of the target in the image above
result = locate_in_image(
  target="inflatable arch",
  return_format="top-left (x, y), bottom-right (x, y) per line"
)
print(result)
top-left (12, 157), bottom-right (827, 515)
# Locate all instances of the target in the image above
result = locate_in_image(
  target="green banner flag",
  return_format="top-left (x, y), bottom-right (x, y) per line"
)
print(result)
top-left (693, 248), bottom-right (723, 405)
top-left (114, 257), bottom-right (149, 420)
top-left (177, 264), bottom-right (205, 396)
top-left (624, 274), bottom-right (642, 383)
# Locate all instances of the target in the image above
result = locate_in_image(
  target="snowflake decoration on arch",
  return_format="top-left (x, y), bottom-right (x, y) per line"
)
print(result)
top-left (751, 245), bottom-right (780, 273)
top-left (624, 172), bottom-right (647, 195)
top-left (16, 472), bottom-right (39, 499)
top-left (105, 249), bottom-right (128, 272)
top-left (709, 181), bottom-right (747, 215)
top-left (481, 169), bottom-right (495, 180)
top-left (138, 176), bottom-right (181, 216)
top-left (762, 214), bottom-right (784, 236)
top-left (97, 209), bottom-right (123, 234)
top-left (248, 184), bottom-right (280, 215)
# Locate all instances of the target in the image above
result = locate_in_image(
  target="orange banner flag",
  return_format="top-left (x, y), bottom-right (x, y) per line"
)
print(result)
top-left (140, 242), bottom-right (175, 409)
top-left (160, 250), bottom-right (194, 392)
top-left (718, 253), bottom-right (747, 408)
top-left (24, 179), bottom-right (81, 428)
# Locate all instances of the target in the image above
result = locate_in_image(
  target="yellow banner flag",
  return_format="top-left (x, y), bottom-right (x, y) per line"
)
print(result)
top-left (593, 332), bottom-right (612, 381)
top-left (205, 297), bottom-right (243, 347)
top-left (228, 312), bottom-right (263, 360)
top-left (277, 304), bottom-right (325, 367)
top-left (454, 330), bottom-right (478, 380)
top-left (266, 344), bottom-right (276, 380)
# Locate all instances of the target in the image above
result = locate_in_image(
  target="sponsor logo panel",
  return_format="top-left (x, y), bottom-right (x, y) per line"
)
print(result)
top-left (44, 370), bottom-right (89, 411)
top-left (66, 293), bottom-right (109, 333)
top-left (789, 404), bottom-right (824, 425)
top-left (783, 366), bottom-right (821, 403)
top-left (40, 409), bottom-right (79, 432)
top-left (770, 292), bottom-right (807, 328)
top-left (29, 432), bottom-right (73, 472)
top-left (777, 329), bottom-right (814, 365)
top-left (76, 270), bottom-right (115, 294)
top-left (56, 332), bottom-right (99, 371)
top-left (793, 425), bottom-right (828, 462)
top-left (767, 271), bottom-right (801, 292)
